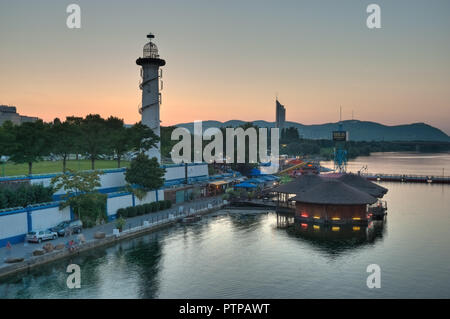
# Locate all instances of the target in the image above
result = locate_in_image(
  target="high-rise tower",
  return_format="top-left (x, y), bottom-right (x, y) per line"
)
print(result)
top-left (275, 99), bottom-right (286, 131)
top-left (136, 33), bottom-right (166, 162)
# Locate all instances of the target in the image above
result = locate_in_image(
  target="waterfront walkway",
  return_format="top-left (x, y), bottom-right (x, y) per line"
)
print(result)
top-left (0, 196), bottom-right (224, 273)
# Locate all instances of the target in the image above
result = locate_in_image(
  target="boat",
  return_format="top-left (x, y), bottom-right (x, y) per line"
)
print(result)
top-left (182, 215), bottom-right (202, 224)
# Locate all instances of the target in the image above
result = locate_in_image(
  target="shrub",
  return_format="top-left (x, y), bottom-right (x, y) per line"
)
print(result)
top-left (83, 219), bottom-right (96, 228)
top-left (71, 193), bottom-right (107, 228)
top-left (151, 202), bottom-right (158, 212)
top-left (165, 200), bottom-right (172, 209)
top-left (137, 205), bottom-right (145, 216)
top-left (143, 203), bottom-right (152, 214)
top-left (0, 183), bottom-right (54, 209)
top-left (117, 208), bottom-right (126, 218)
top-left (126, 206), bottom-right (137, 217)
top-left (115, 217), bottom-right (126, 231)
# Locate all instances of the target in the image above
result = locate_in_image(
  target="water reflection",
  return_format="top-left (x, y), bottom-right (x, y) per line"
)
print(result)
top-left (226, 211), bottom-right (267, 232)
top-left (123, 239), bottom-right (162, 298)
top-left (285, 220), bottom-right (387, 257)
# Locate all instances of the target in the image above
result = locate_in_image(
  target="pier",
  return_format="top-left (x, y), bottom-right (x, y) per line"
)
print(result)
top-left (361, 173), bottom-right (450, 184)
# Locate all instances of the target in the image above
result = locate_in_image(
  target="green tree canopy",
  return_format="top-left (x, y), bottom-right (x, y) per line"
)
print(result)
top-left (51, 169), bottom-right (106, 227)
top-left (125, 153), bottom-right (165, 198)
top-left (129, 122), bottom-right (160, 154)
top-left (8, 120), bottom-right (50, 175)
top-left (105, 116), bottom-right (132, 168)
top-left (79, 114), bottom-right (108, 170)
top-left (50, 117), bottom-right (80, 172)
top-left (0, 121), bottom-right (15, 159)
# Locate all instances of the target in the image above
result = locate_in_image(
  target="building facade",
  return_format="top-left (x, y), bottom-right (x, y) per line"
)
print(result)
top-left (275, 99), bottom-right (286, 130)
top-left (0, 105), bottom-right (38, 126)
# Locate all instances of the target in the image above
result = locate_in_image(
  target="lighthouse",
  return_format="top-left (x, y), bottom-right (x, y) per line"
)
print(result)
top-left (136, 33), bottom-right (166, 162)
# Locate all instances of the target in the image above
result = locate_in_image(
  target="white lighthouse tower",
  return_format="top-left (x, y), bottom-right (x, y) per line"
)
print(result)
top-left (136, 33), bottom-right (166, 162)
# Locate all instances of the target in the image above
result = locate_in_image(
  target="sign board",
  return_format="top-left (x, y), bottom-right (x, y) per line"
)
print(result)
top-left (332, 131), bottom-right (348, 142)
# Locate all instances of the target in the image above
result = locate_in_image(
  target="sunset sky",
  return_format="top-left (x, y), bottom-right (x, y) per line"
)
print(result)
top-left (1, 0), bottom-right (449, 134)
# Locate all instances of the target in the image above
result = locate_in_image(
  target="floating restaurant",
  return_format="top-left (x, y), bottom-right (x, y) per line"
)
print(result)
top-left (272, 173), bottom-right (388, 225)
top-left (292, 180), bottom-right (377, 225)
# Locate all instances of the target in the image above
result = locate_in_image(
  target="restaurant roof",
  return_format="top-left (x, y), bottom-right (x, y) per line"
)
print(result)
top-left (292, 180), bottom-right (377, 205)
top-left (271, 174), bottom-right (325, 194)
top-left (337, 173), bottom-right (388, 198)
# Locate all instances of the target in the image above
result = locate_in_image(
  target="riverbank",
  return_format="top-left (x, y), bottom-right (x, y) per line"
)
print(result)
top-left (0, 196), bottom-right (225, 280)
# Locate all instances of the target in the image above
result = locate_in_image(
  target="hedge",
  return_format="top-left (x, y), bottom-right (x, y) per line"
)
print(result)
top-left (116, 200), bottom-right (172, 218)
top-left (0, 183), bottom-right (54, 209)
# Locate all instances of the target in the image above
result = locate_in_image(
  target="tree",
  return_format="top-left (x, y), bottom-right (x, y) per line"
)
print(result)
top-left (66, 116), bottom-right (83, 161)
top-left (125, 153), bottom-right (165, 199)
top-left (8, 120), bottom-right (50, 175)
top-left (129, 122), bottom-right (160, 154)
top-left (0, 121), bottom-right (14, 158)
top-left (105, 116), bottom-right (132, 168)
top-left (51, 169), bottom-right (107, 227)
top-left (281, 127), bottom-right (300, 143)
top-left (160, 126), bottom-right (178, 159)
top-left (50, 118), bottom-right (80, 172)
top-left (79, 114), bottom-right (108, 170)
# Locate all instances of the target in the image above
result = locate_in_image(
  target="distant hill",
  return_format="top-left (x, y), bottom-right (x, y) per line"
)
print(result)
top-left (174, 120), bottom-right (450, 142)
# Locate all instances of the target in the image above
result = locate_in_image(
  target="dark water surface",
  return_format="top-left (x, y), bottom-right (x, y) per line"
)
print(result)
top-left (1, 153), bottom-right (449, 298)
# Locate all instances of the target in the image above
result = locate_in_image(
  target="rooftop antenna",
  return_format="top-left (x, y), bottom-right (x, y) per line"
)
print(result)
top-left (334, 105), bottom-right (347, 173)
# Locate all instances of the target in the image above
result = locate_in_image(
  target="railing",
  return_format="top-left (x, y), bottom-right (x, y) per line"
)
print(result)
top-left (115, 199), bottom-right (225, 236)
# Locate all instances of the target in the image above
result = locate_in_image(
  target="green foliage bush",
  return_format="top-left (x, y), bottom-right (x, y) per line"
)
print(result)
top-left (137, 205), bottom-right (145, 216)
top-left (143, 203), bottom-right (152, 214)
top-left (0, 183), bottom-right (54, 209)
top-left (117, 208), bottom-right (126, 218)
top-left (70, 193), bottom-right (107, 228)
top-left (126, 206), bottom-right (137, 217)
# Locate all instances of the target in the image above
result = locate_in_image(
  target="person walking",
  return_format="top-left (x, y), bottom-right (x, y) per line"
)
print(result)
top-left (6, 241), bottom-right (12, 258)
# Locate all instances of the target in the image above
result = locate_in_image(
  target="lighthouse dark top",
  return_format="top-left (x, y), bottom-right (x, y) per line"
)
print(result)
top-left (136, 33), bottom-right (166, 67)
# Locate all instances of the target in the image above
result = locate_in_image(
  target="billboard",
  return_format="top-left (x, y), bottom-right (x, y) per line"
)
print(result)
top-left (332, 131), bottom-right (348, 141)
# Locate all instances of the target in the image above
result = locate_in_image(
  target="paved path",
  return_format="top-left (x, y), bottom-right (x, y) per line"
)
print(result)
top-left (0, 196), bottom-right (224, 269)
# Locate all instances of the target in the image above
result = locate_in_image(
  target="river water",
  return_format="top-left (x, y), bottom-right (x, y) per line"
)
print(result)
top-left (1, 152), bottom-right (449, 298)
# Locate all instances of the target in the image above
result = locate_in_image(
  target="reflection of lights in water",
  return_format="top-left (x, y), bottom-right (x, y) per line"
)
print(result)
top-left (353, 226), bottom-right (360, 231)
top-left (313, 216), bottom-right (320, 220)
top-left (332, 226), bottom-right (340, 232)
top-left (332, 217), bottom-right (340, 221)
top-left (313, 225), bottom-right (320, 230)
top-left (301, 223), bottom-right (308, 229)
top-left (353, 217), bottom-right (361, 221)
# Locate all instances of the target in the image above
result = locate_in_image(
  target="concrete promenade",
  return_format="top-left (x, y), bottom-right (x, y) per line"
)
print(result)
top-left (0, 196), bottom-right (225, 278)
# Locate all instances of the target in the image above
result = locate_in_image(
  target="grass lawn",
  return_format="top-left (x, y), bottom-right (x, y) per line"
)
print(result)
top-left (0, 160), bottom-right (130, 177)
